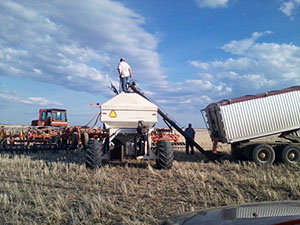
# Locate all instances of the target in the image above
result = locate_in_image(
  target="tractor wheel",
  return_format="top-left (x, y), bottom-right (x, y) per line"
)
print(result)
top-left (156, 140), bottom-right (174, 169)
top-left (86, 140), bottom-right (105, 169)
top-left (281, 144), bottom-right (300, 165)
top-left (251, 144), bottom-right (275, 165)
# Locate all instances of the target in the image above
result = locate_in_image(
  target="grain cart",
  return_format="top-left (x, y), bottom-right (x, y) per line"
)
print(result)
top-left (202, 86), bottom-right (300, 165)
top-left (85, 92), bottom-right (174, 169)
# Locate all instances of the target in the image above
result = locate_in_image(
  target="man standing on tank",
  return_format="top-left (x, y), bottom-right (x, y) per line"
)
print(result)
top-left (185, 123), bottom-right (195, 155)
top-left (117, 58), bottom-right (132, 92)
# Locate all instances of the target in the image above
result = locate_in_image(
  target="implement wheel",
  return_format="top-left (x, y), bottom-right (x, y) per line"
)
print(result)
top-left (86, 140), bottom-right (105, 169)
top-left (281, 144), bottom-right (300, 165)
top-left (71, 132), bottom-right (79, 149)
top-left (156, 141), bottom-right (174, 169)
top-left (82, 132), bottom-right (89, 149)
top-left (251, 144), bottom-right (275, 165)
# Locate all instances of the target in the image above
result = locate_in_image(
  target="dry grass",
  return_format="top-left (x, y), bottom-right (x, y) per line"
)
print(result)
top-left (0, 130), bottom-right (300, 225)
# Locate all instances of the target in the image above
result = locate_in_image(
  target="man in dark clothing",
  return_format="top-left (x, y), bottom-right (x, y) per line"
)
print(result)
top-left (184, 123), bottom-right (195, 155)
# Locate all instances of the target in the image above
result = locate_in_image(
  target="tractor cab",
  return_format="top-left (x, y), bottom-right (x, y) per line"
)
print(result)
top-left (31, 109), bottom-right (68, 127)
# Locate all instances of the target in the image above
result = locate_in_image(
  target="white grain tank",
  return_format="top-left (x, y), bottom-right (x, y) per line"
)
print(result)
top-left (101, 92), bottom-right (158, 129)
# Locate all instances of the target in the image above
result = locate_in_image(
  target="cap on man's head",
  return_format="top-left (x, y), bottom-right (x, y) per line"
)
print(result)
top-left (120, 58), bottom-right (125, 62)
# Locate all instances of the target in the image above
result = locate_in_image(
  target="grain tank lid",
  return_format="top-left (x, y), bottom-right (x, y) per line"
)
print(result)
top-left (218, 85), bottom-right (300, 106)
top-left (101, 92), bottom-right (158, 111)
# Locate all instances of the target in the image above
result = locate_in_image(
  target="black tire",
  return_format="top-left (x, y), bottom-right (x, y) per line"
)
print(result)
top-left (231, 143), bottom-right (242, 160)
top-left (231, 143), bottom-right (251, 161)
top-left (281, 144), bottom-right (300, 165)
top-left (156, 141), bottom-right (174, 169)
top-left (86, 140), bottom-right (105, 169)
top-left (251, 144), bottom-right (275, 164)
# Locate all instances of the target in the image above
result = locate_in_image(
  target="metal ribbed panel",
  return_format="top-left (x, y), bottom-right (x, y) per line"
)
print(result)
top-left (218, 90), bottom-right (300, 143)
top-left (236, 206), bottom-right (300, 219)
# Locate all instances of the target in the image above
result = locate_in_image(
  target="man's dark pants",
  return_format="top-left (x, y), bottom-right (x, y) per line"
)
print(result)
top-left (186, 141), bottom-right (194, 155)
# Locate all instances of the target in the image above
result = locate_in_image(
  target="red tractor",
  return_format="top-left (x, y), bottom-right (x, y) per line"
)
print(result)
top-left (31, 109), bottom-right (68, 127)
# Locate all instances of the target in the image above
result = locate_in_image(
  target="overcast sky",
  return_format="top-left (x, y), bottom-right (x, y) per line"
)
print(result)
top-left (0, 0), bottom-right (300, 127)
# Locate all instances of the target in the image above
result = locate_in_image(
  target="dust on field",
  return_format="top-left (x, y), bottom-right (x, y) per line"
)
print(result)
top-left (0, 130), bottom-right (300, 225)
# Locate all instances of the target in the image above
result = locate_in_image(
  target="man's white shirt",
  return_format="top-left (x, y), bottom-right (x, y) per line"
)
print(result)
top-left (118, 61), bottom-right (131, 77)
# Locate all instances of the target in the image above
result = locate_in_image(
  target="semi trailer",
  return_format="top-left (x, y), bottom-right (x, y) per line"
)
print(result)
top-left (203, 86), bottom-right (300, 165)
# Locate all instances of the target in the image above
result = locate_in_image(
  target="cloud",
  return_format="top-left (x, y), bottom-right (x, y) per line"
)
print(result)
top-left (190, 31), bottom-right (300, 97)
top-left (148, 78), bottom-right (231, 115)
top-left (194, 0), bottom-right (228, 8)
top-left (0, 90), bottom-right (63, 106)
top-left (0, 0), bottom-right (167, 97)
top-left (279, 0), bottom-right (300, 18)
top-left (222, 31), bottom-right (273, 55)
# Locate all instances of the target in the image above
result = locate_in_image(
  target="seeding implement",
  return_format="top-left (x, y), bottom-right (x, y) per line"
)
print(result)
top-left (0, 92), bottom-right (181, 170)
top-left (2, 81), bottom-right (300, 167)
top-left (0, 124), bottom-right (105, 151)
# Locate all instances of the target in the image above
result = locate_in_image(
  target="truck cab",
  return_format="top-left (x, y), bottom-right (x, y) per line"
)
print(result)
top-left (31, 109), bottom-right (68, 127)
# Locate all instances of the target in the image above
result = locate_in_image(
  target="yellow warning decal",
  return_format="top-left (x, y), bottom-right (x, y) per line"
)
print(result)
top-left (109, 110), bottom-right (117, 118)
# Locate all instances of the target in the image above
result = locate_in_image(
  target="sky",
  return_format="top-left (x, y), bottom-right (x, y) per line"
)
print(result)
top-left (0, 0), bottom-right (300, 128)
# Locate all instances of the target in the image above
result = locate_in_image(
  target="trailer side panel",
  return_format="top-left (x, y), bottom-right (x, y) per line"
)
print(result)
top-left (205, 86), bottom-right (300, 143)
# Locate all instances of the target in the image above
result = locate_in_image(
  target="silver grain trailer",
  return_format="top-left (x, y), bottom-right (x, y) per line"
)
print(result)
top-left (203, 86), bottom-right (300, 165)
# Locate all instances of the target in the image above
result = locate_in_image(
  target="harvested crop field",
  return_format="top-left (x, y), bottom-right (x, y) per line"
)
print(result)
top-left (0, 129), bottom-right (300, 225)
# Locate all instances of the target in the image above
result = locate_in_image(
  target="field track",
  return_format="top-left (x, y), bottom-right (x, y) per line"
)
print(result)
top-left (0, 129), bottom-right (300, 224)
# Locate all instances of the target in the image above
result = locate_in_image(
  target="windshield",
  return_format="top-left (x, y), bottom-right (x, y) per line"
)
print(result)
top-left (52, 111), bottom-right (67, 121)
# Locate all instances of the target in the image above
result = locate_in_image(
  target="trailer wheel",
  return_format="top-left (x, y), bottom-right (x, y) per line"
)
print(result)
top-left (281, 144), bottom-right (300, 165)
top-left (86, 140), bottom-right (105, 169)
top-left (156, 141), bottom-right (174, 169)
top-left (251, 144), bottom-right (275, 164)
top-left (231, 143), bottom-right (245, 160)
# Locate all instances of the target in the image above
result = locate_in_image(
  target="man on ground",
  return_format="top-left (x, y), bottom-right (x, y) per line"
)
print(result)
top-left (185, 123), bottom-right (195, 155)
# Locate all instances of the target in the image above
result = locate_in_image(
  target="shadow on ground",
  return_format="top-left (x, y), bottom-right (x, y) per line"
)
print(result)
top-left (0, 147), bottom-right (236, 168)
top-left (0, 149), bottom-right (153, 169)
top-left (0, 149), bottom-right (86, 165)
top-left (174, 150), bottom-right (204, 162)
top-left (174, 148), bottom-right (234, 163)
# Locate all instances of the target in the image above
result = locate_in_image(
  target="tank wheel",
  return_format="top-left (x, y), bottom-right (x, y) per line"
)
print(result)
top-left (251, 144), bottom-right (275, 164)
top-left (281, 144), bottom-right (300, 165)
top-left (156, 140), bottom-right (174, 169)
top-left (86, 140), bottom-right (105, 169)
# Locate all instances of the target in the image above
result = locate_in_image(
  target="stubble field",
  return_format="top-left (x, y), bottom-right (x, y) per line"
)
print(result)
top-left (0, 129), bottom-right (300, 225)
